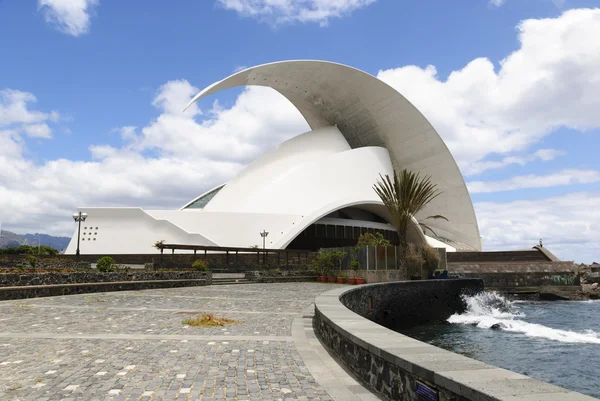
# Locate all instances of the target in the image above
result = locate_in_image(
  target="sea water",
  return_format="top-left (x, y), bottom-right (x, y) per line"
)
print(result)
top-left (399, 292), bottom-right (600, 398)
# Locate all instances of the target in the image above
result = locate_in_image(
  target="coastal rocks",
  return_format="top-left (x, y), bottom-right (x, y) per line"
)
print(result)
top-left (579, 264), bottom-right (600, 299)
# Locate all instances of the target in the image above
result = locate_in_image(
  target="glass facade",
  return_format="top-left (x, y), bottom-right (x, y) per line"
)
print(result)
top-left (183, 186), bottom-right (224, 210)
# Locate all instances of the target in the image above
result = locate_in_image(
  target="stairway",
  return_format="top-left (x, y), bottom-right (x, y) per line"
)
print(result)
top-left (212, 273), bottom-right (253, 286)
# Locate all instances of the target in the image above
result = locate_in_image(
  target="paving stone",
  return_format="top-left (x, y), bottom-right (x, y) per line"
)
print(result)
top-left (0, 283), bottom-right (341, 400)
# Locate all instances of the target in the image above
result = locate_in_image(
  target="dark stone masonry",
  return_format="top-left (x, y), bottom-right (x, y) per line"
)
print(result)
top-left (340, 279), bottom-right (484, 329)
top-left (314, 280), bottom-right (592, 401)
top-left (0, 271), bottom-right (212, 300)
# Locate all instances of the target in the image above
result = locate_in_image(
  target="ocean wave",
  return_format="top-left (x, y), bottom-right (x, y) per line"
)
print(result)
top-left (448, 292), bottom-right (600, 344)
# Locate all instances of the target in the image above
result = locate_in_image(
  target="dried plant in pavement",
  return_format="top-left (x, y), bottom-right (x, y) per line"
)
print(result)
top-left (182, 313), bottom-right (239, 328)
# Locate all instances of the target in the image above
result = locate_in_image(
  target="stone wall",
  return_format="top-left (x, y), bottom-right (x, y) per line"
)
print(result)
top-left (447, 250), bottom-right (549, 263)
top-left (314, 282), bottom-right (591, 401)
top-left (0, 252), bottom-right (313, 270)
top-left (456, 271), bottom-right (579, 288)
top-left (0, 256), bottom-right (91, 270)
top-left (340, 279), bottom-right (483, 329)
top-left (339, 269), bottom-right (407, 283)
top-left (447, 262), bottom-right (579, 289)
top-left (448, 261), bottom-right (576, 274)
top-left (0, 271), bottom-right (212, 287)
top-left (245, 270), bottom-right (316, 283)
top-left (0, 277), bottom-right (211, 301)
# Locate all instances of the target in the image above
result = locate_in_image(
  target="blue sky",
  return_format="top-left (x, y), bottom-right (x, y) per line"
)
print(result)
top-left (1, 0), bottom-right (599, 262)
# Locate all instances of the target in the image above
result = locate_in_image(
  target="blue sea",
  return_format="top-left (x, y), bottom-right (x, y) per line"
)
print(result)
top-left (399, 292), bottom-right (600, 398)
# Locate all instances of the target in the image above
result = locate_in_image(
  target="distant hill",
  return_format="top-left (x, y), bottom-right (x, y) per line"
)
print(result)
top-left (0, 230), bottom-right (71, 253)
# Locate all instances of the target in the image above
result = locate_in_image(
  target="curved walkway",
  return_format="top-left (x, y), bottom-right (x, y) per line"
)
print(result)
top-left (0, 282), bottom-right (379, 401)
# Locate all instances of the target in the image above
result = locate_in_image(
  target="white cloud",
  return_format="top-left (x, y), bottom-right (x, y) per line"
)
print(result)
top-left (0, 80), bottom-right (307, 237)
top-left (217, 0), bottom-right (376, 26)
top-left (463, 149), bottom-right (565, 176)
top-left (468, 169), bottom-right (600, 193)
top-left (489, 0), bottom-right (505, 7)
top-left (476, 192), bottom-right (600, 263)
top-left (377, 8), bottom-right (600, 175)
top-left (23, 124), bottom-right (53, 139)
top-left (38, 0), bottom-right (99, 36)
top-left (0, 89), bottom-right (57, 127)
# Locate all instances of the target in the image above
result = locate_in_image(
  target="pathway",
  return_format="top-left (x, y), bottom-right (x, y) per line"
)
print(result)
top-left (0, 283), bottom-right (380, 401)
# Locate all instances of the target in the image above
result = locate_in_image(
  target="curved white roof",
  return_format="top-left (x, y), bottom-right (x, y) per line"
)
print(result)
top-left (187, 60), bottom-right (481, 251)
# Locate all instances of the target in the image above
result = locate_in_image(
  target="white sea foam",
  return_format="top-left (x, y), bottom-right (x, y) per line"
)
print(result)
top-left (448, 292), bottom-right (600, 344)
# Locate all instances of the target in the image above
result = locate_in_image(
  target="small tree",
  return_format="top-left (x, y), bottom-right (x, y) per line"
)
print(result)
top-left (192, 260), bottom-right (209, 271)
top-left (25, 254), bottom-right (37, 269)
top-left (405, 244), bottom-right (424, 279)
top-left (356, 232), bottom-right (391, 247)
top-left (421, 244), bottom-right (440, 278)
top-left (96, 256), bottom-right (116, 272)
top-left (373, 169), bottom-right (448, 247)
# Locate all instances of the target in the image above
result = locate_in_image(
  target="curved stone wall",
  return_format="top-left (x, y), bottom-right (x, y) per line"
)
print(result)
top-left (314, 280), bottom-right (595, 401)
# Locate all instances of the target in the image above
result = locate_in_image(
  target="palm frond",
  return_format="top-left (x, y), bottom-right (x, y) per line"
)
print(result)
top-left (373, 169), bottom-right (447, 242)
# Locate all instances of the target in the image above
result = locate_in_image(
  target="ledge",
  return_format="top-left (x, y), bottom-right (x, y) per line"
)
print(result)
top-left (314, 282), bottom-right (596, 401)
top-left (0, 278), bottom-right (211, 301)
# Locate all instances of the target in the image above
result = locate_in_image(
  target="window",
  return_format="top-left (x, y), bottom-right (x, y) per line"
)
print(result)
top-left (316, 224), bottom-right (326, 238)
top-left (184, 186), bottom-right (224, 209)
top-left (327, 225), bottom-right (335, 238)
top-left (336, 225), bottom-right (344, 238)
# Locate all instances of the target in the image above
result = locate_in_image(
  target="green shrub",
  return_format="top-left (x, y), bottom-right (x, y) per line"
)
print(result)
top-left (96, 256), bottom-right (116, 272)
top-left (405, 243), bottom-right (424, 278)
top-left (25, 255), bottom-right (37, 269)
top-left (350, 260), bottom-right (361, 270)
top-left (421, 244), bottom-right (440, 278)
top-left (312, 249), bottom-right (347, 276)
top-left (192, 259), bottom-right (209, 271)
top-left (356, 232), bottom-right (392, 247)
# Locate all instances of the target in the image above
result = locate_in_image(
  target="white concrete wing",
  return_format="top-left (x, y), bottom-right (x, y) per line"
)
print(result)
top-left (187, 60), bottom-right (481, 251)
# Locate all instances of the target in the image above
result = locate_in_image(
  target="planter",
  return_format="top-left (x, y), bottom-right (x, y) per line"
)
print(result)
top-left (348, 277), bottom-right (357, 285)
top-left (328, 276), bottom-right (337, 283)
top-left (337, 277), bottom-right (345, 284)
top-left (318, 275), bottom-right (326, 282)
top-left (356, 277), bottom-right (365, 285)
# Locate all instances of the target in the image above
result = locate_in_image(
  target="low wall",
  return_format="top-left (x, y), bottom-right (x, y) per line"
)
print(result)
top-left (245, 270), bottom-right (316, 283)
top-left (0, 271), bottom-right (212, 301)
top-left (339, 269), bottom-right (407, 283)
top-left (314, 281), bottom-right (593, 401)
top-left (0, 271), bottom-right (212, 287)
top-left (0, 253), bottom-right (313, 270)
top-left (447, 250), bottom-right (549, 263)
top-left (448, 261), bottom-right (578, 288)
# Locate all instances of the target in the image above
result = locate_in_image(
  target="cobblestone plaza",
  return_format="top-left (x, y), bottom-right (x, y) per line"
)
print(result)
top-left (0, 283), bottom-right (374, 401)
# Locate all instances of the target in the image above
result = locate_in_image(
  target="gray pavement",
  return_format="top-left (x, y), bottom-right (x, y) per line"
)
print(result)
top-left (0, 282), bottom-right (377, 401)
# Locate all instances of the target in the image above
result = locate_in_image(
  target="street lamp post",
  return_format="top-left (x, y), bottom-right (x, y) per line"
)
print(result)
top-left (72, 211), bottom-right (88, 256)
top-left (260, 230), bottom-right (269, 249)
top-left (260, 230), bottom-right (269, 265)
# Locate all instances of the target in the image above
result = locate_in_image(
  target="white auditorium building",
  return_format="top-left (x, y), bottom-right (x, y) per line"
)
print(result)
top-left (65, 60), bottom-right (481, 255)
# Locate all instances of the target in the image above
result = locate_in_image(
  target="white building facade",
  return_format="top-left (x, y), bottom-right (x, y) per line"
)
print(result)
top-left (65, 60), bottom-right (481, 255)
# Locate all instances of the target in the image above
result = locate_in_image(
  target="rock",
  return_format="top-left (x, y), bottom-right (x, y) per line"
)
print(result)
top-left (490, 323), bottom-right (506, 330)
top-left (592, 283), bottom-right (599, 290)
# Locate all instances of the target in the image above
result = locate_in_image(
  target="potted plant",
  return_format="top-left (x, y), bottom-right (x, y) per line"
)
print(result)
top-left (337, 272), bottom-right (346, 284)
top-left (356, 276), bottom-right (366, 285)
top-left (349, 260), bottom-right (360, 284)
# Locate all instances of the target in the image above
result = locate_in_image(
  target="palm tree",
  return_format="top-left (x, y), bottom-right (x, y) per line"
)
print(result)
top-left (373, 169), bottom-right (448, 247)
